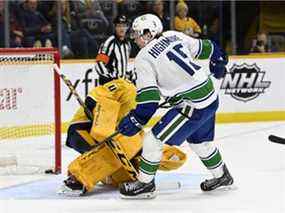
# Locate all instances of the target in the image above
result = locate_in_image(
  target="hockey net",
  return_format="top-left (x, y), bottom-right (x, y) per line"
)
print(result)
top-left (0, 48), bottom-right (61, 175)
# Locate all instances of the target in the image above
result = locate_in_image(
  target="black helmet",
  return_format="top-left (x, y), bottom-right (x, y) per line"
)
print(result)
top-left (114, 14), bottom-right (128, 25)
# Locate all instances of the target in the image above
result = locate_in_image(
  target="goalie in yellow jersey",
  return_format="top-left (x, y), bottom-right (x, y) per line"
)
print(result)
top-left (60, 78), bottom-right (187, 196)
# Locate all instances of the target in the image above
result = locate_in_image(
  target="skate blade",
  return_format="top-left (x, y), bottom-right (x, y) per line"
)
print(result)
top-left (57, 184), bottom-right (85, 197)
top-left (203, 184), bottom-right (237, 193)
top-left (120, 191), bottom-right (157, 199)
top-left (215, 184), bottom-right (237, 192)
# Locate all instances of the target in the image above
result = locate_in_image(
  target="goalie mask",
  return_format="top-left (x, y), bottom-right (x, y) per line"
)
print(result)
top-left (131, 14), bottom-right (163, 48)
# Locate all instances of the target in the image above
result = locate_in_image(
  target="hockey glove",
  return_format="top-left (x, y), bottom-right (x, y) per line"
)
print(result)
top-left (209, 41), bottom-right (228, 79)
top-left (118, 111), bottom-right (144, 137)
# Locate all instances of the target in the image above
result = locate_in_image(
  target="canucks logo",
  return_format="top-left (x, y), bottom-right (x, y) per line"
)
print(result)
top-left (220, 63), bottom-right (271, 102)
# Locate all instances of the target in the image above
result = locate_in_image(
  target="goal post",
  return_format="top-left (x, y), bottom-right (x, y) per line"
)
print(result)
top-left (0, 48), bottom-right (62, 174)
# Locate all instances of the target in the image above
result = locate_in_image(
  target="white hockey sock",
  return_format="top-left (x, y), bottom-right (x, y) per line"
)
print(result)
top-left (138, 131), bottom-right (163, 183)
top-left (189, 142), bottom-right (224, 178)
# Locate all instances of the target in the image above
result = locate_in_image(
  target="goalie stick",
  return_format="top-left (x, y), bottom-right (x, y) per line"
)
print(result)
top-left (53, 64), bottom-right (138, 181)
top-left (268, 135), bottom-right (285, 145)
top-left (53, 64), bottom-right (94, 120)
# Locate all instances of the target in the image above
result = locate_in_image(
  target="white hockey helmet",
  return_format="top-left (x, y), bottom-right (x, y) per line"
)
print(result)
top-left (131, 14), bottom-right (163, 44)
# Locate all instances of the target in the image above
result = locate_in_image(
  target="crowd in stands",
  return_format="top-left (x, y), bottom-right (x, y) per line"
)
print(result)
top-left (1, 0), bottom-right (205, 58)
top-left (1, 0), bottom-right (284, 58)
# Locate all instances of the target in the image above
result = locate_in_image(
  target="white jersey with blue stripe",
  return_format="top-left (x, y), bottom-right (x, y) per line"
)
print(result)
top-left (134, 30), bottom-right (217, 109)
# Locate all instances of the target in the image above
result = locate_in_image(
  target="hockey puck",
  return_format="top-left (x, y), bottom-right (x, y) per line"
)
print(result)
top-left (45, 169), bottom-right (54, 174)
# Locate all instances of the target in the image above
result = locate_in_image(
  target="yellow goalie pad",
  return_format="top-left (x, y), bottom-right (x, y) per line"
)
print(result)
top-left (68, 132), bottom-right (143, 192)
top-left (68, 139), bottom-right (187, 191)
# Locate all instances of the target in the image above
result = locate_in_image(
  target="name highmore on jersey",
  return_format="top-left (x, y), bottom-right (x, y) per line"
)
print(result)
top-left (148, 35), bottom-right (181, 58)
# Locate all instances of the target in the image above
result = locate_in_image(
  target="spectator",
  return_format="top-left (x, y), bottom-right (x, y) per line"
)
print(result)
top-left (117, 0), bottom-right (145, 22)
top-left (19, 0), bottom-right (54, 47)
top-left (270, 35), bottom-right (285, 52)
top-left (0, 0), bottom-right (4, 47)
top-left (208, 16), bottom-right (220, 44)
top-left (151, 0), bottom-right (171, 31)
top-left (174, 0), bottom-right (201, 38)
top-left (98, 0), bottom-right (114, 18)
top-left (70, 0), bottom-right (110, 58)
top-left (251, 31), bottom-right (271, 53)
top-left (0, 1), bottom-right (24, 48)
top-left (98, 0), bottom-right (117, 35)
top-left (49, 0), bottom-right (73, 58)
top-left (10, 11), bottom-right (24, 48)
top-left (37, 0), bottom-right (55, 23)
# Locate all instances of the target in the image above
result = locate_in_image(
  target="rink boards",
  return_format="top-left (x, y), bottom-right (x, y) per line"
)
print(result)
top-left (59, 54), bottom-right (285, 124)
top-left (1, 54), bottom-right (285, 138)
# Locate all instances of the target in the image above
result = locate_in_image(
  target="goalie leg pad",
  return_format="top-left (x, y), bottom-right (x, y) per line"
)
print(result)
top-left (68, 143), bottom-right (126, 192)
top-left (68, 133), bottom-right (143, 192)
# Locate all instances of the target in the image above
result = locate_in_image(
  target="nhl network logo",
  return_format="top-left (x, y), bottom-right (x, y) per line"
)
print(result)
top-left (220, 63), bottom-right (271, 102)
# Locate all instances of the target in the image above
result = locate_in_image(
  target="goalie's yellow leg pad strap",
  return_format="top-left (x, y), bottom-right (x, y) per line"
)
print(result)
top-left (90, 98), bottom-right (120, 142)
top-left (159, 144), bottom-right (187, 171)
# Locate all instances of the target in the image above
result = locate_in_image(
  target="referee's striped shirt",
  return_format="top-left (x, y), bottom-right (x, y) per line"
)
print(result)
top-left (95, 35), bottom-right (136, 83)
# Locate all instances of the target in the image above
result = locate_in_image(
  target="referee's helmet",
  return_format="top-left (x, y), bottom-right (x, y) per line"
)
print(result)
top-left (114, 14), bottom-right (128, 25)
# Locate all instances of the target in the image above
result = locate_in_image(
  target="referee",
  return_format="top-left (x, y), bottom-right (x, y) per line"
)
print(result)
top-left (94, 14), bottom-right (136, 85)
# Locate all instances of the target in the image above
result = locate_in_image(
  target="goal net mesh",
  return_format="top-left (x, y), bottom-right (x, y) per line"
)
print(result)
top-left (0, 48), bottom-right (61, 175)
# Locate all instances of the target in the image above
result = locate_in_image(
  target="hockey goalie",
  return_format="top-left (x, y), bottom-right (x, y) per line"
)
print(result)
top-left (60, 78), bottom-right (187, 195)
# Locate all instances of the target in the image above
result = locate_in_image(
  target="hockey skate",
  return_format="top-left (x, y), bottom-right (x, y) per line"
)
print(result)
top-left (200, 164), bottom-right (234, 191)
top-left (119, 179), bottom-right (156, 199)
top-left (58, 175), bottom-right (87, 196)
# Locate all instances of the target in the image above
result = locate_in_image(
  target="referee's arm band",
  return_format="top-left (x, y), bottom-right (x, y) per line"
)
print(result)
top-left (95, 53), bottom-right (110, 64)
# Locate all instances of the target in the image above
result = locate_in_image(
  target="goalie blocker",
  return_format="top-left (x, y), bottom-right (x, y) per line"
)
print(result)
top-left (62, 79), bottom-right (187, 194)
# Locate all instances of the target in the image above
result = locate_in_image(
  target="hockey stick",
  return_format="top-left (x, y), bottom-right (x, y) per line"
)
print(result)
top-left (268, 135), bottom-right (285, 145)
top-left (53, 64), bottom-right (93, 120)
top-left (158, 100), bottom-right (192, 119)
top-left (53, 64), bottom-right (138, 180)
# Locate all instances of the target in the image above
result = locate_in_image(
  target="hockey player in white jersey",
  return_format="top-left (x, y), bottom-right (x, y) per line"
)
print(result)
top-left (117, 14), bottom-right (233, 199)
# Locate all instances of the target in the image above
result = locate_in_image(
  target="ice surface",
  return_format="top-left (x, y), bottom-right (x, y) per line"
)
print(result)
top-left (0, 122), bottom-right (284, 213)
